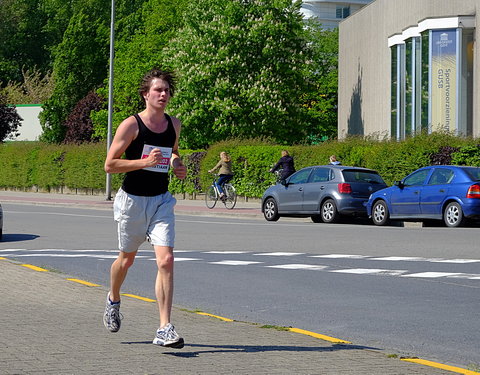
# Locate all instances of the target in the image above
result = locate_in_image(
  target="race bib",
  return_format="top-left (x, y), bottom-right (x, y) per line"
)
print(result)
top-left (141, 144), bottom-right (172, 173)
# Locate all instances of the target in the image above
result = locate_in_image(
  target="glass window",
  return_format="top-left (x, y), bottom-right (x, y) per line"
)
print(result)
top-left (463, 167), bottom-right (480, 181)
top-left (310, 168), bottom-right (330, 182)
top-left (288, 168), bottom-right (312, 184)
top-left (391, 46), bottom-right (398, 138)
top-left (342, 170), bottom-right (385, 184)
top-left (421, 31), bottom-right (429, 131)
top-left (405, 38), bottom-right (413, 136)
top-left (336, 6), bottom-right (350, 19)
top-left (428, 169), bottom-right (454, 184)
top-left (404, 169), bottom-right (430, 186)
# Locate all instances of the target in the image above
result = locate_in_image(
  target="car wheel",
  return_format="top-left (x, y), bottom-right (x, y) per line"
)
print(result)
top-left (444, 202), bottom-right (465, 227)
top-left (311, 215), bottom-right (322, 223)
top-left (263, 198), bottom-right (280, 222)
top-left (321, 199), bottom-right (339, 223)
top-left (372, 200), bottom-right (390, 226)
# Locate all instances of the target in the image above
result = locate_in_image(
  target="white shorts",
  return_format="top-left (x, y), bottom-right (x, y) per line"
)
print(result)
top-left (113, 189), bottom-right (176, 252)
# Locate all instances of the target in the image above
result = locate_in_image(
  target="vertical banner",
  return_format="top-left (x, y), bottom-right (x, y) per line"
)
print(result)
top-left (431, 29), bottom-right (457, 132)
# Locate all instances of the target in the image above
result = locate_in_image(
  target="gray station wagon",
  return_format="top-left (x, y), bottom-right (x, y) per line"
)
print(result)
top-left (261, 165), bottom-right (387, 223)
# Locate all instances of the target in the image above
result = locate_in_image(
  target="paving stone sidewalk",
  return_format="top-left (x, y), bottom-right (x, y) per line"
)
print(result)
top-left (0, 258), bottom-right (453, 375)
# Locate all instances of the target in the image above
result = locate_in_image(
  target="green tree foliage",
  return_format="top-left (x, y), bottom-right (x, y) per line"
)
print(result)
top-left (0, 94), bottom-right (22, 142)
top-left (163, 0), bottom-right (310, 149)
top-left (0, 0), bottom-right (52, 85)
top-left (302, 22), bottom-right (339, 143)
top-left (39, 0), bottom-right (111, 143)
top-left (92, 0), bottom-right (189, 140)
top-left (0, 68), bottom-right (55, 104)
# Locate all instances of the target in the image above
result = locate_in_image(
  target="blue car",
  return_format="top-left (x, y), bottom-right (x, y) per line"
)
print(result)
top-left (366, 165), bottom-right (480, 227)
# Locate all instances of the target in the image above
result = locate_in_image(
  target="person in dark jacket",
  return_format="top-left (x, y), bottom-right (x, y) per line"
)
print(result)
top-left (270, 150), bottom-right (295, 181)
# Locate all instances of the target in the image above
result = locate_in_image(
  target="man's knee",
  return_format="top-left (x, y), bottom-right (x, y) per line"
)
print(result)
top-left (155, 250), bottom-right (174, 271)
top-left (117, 252), bottom-right (136, 269)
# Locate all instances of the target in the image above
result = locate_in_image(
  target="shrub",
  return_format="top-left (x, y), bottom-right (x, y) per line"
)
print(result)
top-left (63, 91), bottom-right (104, 144)
top-left (0, 94), bottom-right (22, 142)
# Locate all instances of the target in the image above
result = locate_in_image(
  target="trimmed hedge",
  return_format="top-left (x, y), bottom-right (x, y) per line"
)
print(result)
top-left (1, 133), bottom-right (480, 197)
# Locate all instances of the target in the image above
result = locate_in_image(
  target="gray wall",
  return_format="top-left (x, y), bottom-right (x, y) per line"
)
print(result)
top-left (338, 0), bottom-right (480, 139)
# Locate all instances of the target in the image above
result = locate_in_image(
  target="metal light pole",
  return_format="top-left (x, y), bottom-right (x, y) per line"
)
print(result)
top-left (106, 0), bottom-right (115, 200)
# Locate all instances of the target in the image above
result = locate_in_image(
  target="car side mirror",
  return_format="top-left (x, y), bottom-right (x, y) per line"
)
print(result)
top-left (280, 179), bottom-right (289, 186)
top-left (394, 180), bottom-right (404, 189)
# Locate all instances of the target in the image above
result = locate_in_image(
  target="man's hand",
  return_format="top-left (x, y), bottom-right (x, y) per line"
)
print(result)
top-left (144, 148), bottom-right (163, 167)
top-left (172, 157), bottom-right (187, 180)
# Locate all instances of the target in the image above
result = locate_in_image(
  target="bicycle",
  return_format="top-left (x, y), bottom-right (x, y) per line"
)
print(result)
top-left (205, 174), bottom-right (237, 209)
top-left (269, 166), bottom-right (284, 184)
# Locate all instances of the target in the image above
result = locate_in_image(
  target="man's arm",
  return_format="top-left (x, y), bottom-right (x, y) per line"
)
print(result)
top-left (104, 116), bottom-right (162, 174)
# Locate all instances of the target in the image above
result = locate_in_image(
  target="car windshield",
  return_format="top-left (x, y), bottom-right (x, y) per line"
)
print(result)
top-left (342, 170), bottom-right (385, 184)
top-left (463, 167), bottom-right (480, 181)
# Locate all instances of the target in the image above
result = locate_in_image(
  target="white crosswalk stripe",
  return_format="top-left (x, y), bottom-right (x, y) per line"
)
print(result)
top-left (2, 249), bottom-right (479, 281)
top-left (266, 264), bottom-right (328, 270)
top-left (330, 268), bottom-right (408, 276)
top-left (209, 260), bottom-right (263, 266)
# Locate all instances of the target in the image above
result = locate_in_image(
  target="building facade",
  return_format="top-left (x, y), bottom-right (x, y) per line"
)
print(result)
top-left (301, 0), bottom-right (373, 29)
top-left (13, 105), bottom-right (43, 141)
top-left (338, 0), bottom-right (480, 139)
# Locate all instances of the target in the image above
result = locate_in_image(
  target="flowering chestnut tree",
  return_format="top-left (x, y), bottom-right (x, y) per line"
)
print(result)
top-left (164, 0), bottom-right (310, 149)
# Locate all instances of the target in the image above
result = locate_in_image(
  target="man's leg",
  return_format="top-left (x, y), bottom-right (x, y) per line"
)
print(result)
top-left (154, 245), bottom-right (174, 327)
top-left (152, 245), bottom-right (184, 347)
top-left (104, 250), bottom-right (137, 332)
top-left (110, 250), bottom-right (137, 302)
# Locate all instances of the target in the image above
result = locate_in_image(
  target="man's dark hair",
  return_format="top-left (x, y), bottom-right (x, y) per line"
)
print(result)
top-left (139, 69), bottom-right (176, 103)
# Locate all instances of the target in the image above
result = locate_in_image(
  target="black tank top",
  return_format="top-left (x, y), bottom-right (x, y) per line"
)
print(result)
top-left (121, 113), bottom-right (176, 196)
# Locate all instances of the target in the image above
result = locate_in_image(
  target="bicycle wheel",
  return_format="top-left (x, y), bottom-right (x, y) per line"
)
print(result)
top-left (223, 184), bottom-right (237, 209)
top-left (205, 185), bottom-right (217, 209)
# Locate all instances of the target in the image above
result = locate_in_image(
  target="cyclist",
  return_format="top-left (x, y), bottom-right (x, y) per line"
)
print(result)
top-left (208, 151), bottom-right (234, 200)
top-left (270, 150), bottom-right (295, 182)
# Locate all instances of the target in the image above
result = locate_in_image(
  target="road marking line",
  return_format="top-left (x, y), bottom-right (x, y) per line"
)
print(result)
top-left (311, 254), bottom-right (369, 259)
top-left (267, 264), bottom-right (328, 270)
top-left (0, 257), bottom-right (7, 260)
top-left (289, 328), bottom-right (351, 344)
top-left (209, 260), bottom-right (262, 266)
top-left (206, 251), bottom-right (249, 254)
top-left (432, 259), bottom-right (480, 264)
top-left (121, 293), bottom-right (156, 302)
top-left (401, 358), bottom-right (480, 375)
top-left (254, 252), bottom-right (305, 256)
top-left (330, 268), bottom-right (407, 276)
top-left (173, 257), bottom-right (201, 262)
top-left (371, 256), bottom-right (429, 261)
top-left (196, 312), bottom-right (234, 322)
top-left (402, 272), bottom-right (462, 278)
top-left (21, 264), bottom-right (48, 272)
top-left (66, 278), bottom-right (100, 287)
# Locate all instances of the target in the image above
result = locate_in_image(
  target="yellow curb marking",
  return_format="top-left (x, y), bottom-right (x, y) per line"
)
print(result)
top-left (121, 293), bottom-right (156, 302)
top-left (0, 257), bottom-right (7, 260)
top-left (21, 264), bottom-right (48, 272)
top-left (66, 278), bottom-right (100, 287)
top-left (289, 327), bottom-right (352, 344)
top-left (401, 358), bottom-right (480, 375)
top-left (196, 312), bottom-right (234, 322)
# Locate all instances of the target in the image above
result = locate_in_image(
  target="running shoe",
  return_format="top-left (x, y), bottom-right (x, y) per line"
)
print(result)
top-left (103, 293), bottom-right (122, 333)
top-left (152, 323), bottom-right (184, 348)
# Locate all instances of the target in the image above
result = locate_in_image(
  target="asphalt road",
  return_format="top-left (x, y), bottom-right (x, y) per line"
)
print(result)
top-left (1, 202), bottom-right (479, 369)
